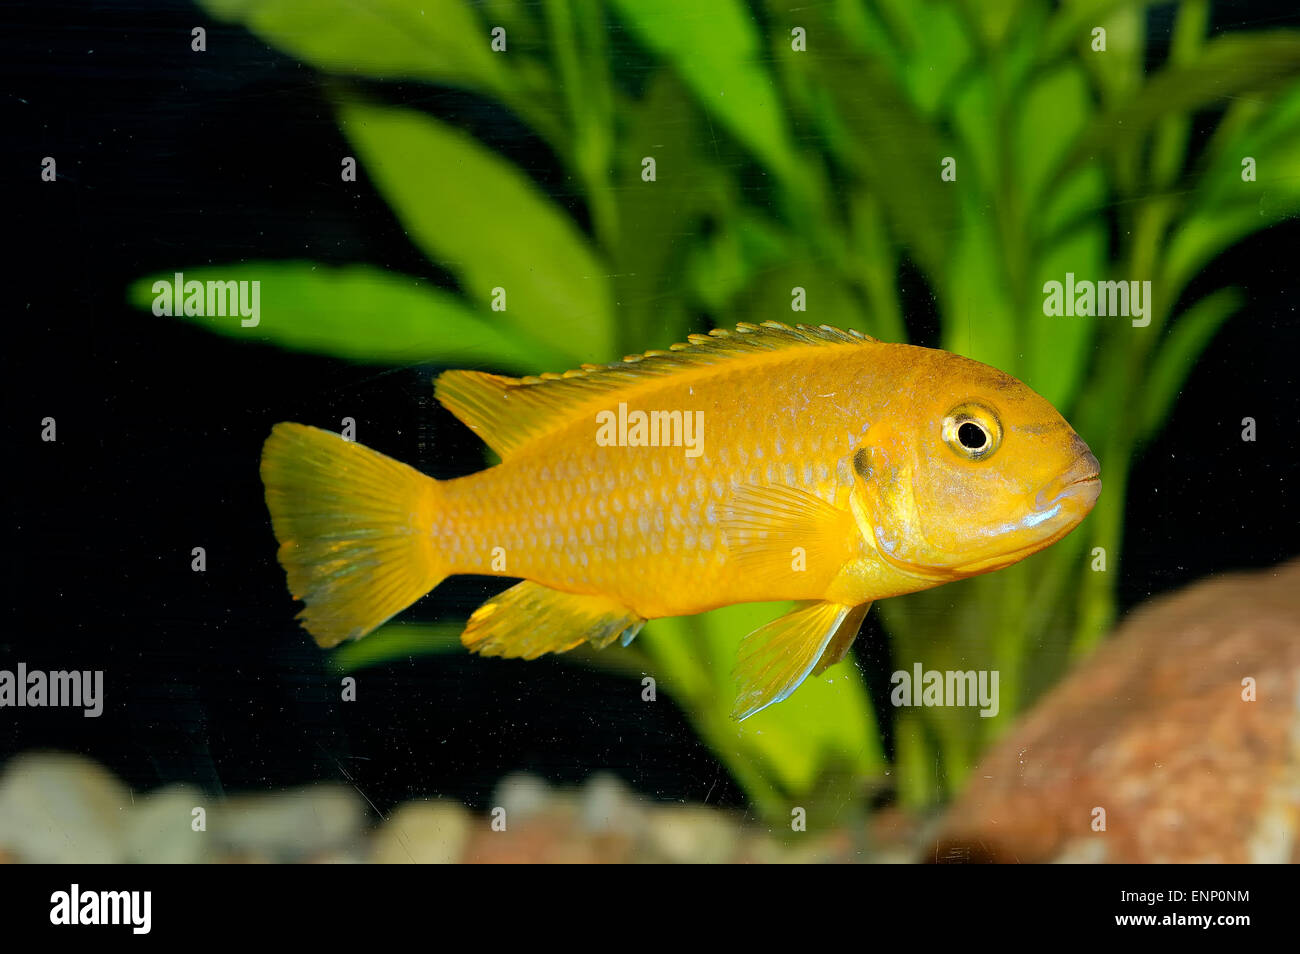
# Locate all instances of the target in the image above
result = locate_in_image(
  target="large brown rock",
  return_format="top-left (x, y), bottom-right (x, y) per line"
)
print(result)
top-left (932, 560), bottom-right (1300, 863)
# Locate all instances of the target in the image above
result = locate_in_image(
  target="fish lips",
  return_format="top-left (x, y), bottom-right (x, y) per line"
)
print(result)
top-left (1035, 451), bottom-right (1102, 514)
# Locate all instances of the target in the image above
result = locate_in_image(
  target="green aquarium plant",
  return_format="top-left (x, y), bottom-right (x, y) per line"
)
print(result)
top-left (132, 0), bottom-right (1300, 817)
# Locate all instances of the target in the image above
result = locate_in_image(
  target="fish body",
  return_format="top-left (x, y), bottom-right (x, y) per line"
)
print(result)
top-left (262, 323), bottom-right (1100, 718)
top-left (440, 339), bottom-right (880, 616)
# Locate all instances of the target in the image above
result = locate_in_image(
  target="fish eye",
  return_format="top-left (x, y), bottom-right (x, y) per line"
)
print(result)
top-left (942, 403), bottom-right (1002, 462)
top-left (958, 422), bottom-right (987, 450)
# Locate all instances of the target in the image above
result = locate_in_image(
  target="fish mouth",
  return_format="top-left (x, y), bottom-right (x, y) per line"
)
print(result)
top-left (1036, 451), bottom-right (1102, 512)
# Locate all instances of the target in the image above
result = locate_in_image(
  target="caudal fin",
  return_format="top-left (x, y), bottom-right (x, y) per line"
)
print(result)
top-left (260, 422), bottom-right (446, 647)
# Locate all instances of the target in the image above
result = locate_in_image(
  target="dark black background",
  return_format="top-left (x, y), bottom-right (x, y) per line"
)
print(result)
top-left (1, 1), bottom-right (1296, 815)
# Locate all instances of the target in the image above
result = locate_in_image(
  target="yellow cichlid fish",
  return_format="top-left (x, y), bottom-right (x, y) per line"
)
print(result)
top-left (261, 322), bottom-right (1100, 719)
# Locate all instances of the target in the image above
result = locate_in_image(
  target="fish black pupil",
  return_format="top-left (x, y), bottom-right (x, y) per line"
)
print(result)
top-left (958, 421), bottom-right (987, 450)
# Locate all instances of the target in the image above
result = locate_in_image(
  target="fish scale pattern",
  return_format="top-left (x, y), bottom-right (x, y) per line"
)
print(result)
top-left (436, 346), bottom-right (877, 617)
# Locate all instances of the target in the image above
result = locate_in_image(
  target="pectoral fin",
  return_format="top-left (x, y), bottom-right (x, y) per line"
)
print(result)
top-left (462, 581), bottom-right (644, 659)
top-left (731, 600), bottom-right (860, 721)
top-left (722, 484), bottom-right (858, 589)
top-left (812, 601), bottom-right (871, 677)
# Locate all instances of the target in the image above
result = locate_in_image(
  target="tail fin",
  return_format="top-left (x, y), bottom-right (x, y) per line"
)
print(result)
top-left (260, 422), bottom-right (446, 647)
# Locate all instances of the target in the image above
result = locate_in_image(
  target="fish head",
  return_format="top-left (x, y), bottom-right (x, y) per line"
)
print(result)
top-left (853, 349), bottom-right (1100, 580)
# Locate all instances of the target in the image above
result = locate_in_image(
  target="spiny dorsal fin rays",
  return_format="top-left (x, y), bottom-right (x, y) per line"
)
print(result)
top-left (434, 322), bottom-right (876, 460)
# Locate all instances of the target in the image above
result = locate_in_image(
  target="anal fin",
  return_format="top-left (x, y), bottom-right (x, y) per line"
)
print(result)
top-left (462, 581), bottom-right (644, 659)
top-left (731, 600), bottom-right (860, 721)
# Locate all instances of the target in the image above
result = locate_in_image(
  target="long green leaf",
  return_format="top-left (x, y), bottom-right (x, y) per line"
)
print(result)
top-left (609, 0), bottom-right (799, 186)
top-left (1163, 91), bottom-right (1300, 298)
top-left (940, 193), bottom-right (1018, 376)
top-left (336, 99), bottom-right (614, 363)
top-left (1056, 31), bottom-right (1300, 186)
top-left (610, 73), bottom-right (722, 350)
top-left (806, 42), bottom-right (958, 279)
top-left (331, 622), bottom-right (465, 672)
top-left (200, 0), bottom-right (509, 94)
top-left (1139, 287), bottom-right (1243, 441)
top-left (127, 262), bottom-right (553, 367)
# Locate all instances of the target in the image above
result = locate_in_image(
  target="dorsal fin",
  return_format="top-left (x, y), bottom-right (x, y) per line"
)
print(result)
top-left (434, 322), bottom-right (875, 459)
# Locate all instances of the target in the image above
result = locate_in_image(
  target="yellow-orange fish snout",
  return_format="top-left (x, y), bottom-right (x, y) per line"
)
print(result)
top-left (939, 440), bottom-right (1101, 577)
top-left (1035, 446), bottom-right (1102, 515)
